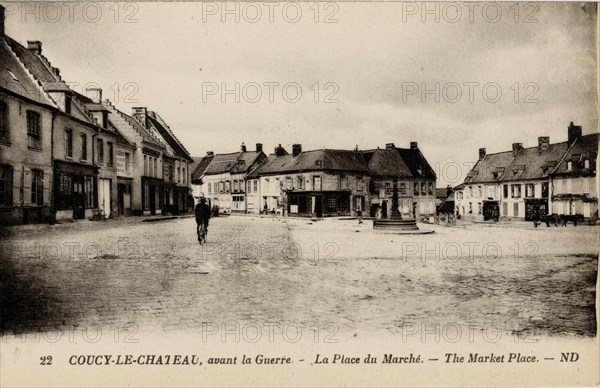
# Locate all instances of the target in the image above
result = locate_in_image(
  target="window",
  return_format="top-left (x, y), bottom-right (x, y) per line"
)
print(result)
top-left (208, 182), bottom-right (212, 194)
top-left (313, 176), bottom-right (322, 191)
top-left (385, 182), bottom-right (391, 195)
top-left (469, 202), bottom-right (472, 213)
top-left (357, 176), bottom-right (364, 191)
top-left (583, 178), bottom-right (590, 194)
top-left (399, 182), bottom-right (406, 195)
top-left (428, 182), bottom-right (434, 196)
top-left (503, 184), bottom-right (508, 198)
top-left (154, 159), bottom-right (158, 178)
top-left (338, 175), bottom-right (349, 190)
top-left (525, 184), bottom-right (535, 198)
top-left (503, 202), bottom-right (508, 216)
top-left (125, 152), bottom-right (131, 172)
top-left (65, 129), bottom-right (73, 158)
top-left (80, 133), bottom-right (87, 160)
top-left (584, 159), bottom-right (590, 169)
top-left (225, 180), bottom-right (231, 193)
top-left (567, 161), bottom-right (572, 171)
top-left (254, 180), bottom-right (258, 192)
top-left (0, 100), bottom-right (8, 143)
top-left (296, 176), bottom-right (303, 190)
top-left (56, 173), bottom-right (72, 210)
top-left (31, 169), bottom-right (43, 205)
top-left (478, 186), bottom-right (483, 198)
top-left (27, 110), bottom-right (41, 149)
top-left (107, 142), bottom-right (114, 166)
top-left (85, 176), bottom-right (94, 208)
top-left (511, 184), bottom-right (521, 198)
top-left (96, 139), bottom-right (104, 163)
top-left (478, 202), bottom-right (482, 215)
top-left (513, 202), bottom-right (519, 217)
top-left (285, 176), bottom-right (293, 190)
top-left (0, 165), bottom-right (13, 206)
top-left (421, 181), bottom-right (427, 196)
top-left (541, 182), bottom-right (549, 198)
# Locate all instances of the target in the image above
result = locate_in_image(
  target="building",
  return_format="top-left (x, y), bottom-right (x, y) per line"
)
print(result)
top-left (362, 142), bottom-right (436, 220)
top-left (0, 27), bottom-right (55, 225)
top-left (550, 124), bottom-right (598, 220)
top-left (103, 100), bottom-right (166, 216)
top-left (190, 152), bottom-right (215, 200)
top-left (132, 107), bottom-right (194, 215)
top-left (457, 122), bottom-right (598, 222)
top-left (193, 143), bottom-right (266, 213)
top-left (247, 145), bottom-right (370, 217)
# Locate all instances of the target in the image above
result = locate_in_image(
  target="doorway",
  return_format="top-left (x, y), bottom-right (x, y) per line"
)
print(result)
top-left (73, 176), bottom-right (85, 219)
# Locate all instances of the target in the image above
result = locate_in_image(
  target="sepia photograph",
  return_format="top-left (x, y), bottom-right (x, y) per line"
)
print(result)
top-left (0, 1), bottom-right (598, 387)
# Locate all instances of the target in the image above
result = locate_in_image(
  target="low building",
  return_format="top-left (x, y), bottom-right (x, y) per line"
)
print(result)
top-left (194, 143), bottom-right (266, 213)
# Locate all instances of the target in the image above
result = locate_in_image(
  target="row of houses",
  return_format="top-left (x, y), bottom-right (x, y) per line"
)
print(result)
top-left (191, 142), bottom-right (438, 220)
top-left (455, 122), bottom-right (598, 222)
top-left (0, 10), bottom-right (193, 226)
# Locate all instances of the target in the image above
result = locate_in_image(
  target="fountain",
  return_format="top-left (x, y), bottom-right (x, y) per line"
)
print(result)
top-left (373, 178), bottom-right (420, 231)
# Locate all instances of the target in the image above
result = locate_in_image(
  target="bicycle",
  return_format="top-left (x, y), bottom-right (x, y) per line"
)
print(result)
top-left (197, 222), bottom-right (207, 245)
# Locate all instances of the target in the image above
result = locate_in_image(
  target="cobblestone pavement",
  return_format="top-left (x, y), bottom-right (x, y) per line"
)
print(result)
top-left (0, 216), bottom-right (597, 338)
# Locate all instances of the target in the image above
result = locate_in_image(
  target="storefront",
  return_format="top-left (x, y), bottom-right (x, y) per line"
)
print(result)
top-left (54, 160), bottom-right (98, 220)
top-left (482, 200), bottom-right (500, 221)
top-left (141, 177), bottom-right (163, 215)
top-left (287, 191), bottom-right (351, 217)
top-left (524, 198), bottom-right (549, 221)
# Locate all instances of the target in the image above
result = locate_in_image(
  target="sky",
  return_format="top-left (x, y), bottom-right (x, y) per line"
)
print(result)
top-left (4, 2), bottom-right (598, 186)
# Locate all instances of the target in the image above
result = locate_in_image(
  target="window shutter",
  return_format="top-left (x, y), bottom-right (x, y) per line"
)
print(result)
top-left (7, 166), bottom-right (13, 206)
top-left (22, 167), bottom-right (31, 204)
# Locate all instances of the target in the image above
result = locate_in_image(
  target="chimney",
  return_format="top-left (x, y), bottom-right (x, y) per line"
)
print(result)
top-left (206, 151), bottom-right (214, 156)
top-left (568, 122), bottom-right (582, 145)
top-left (1, 5), bottom-right (5, 37)
top-left (537, 136), bottom-right (550, 154)
top-left (410, 141), bottom-right (418, 150)
top-left (256, 143), bottom-right (263, 153)
top-left (292, 144), bottom-right (302, 157)
top-left (86, 87), bottom-right (102, 104)
top-left (241, 142), bottom-right (247, 152)
top-left (512, 142), bottom-right (523, 157)
top-left (274, 144), bottom-right (287, 157)
top-left (27, 40), bottom-right (42, 55)
top-left (132, 107), bottom-right (148, 127)
top-left (385, 143), bottom-right (395, 150)
top-left (479, 148), bottom-right (486, 160)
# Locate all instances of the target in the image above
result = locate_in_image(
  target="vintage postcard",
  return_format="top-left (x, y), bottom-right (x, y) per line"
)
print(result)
top-left (0, 1), bottom-right (598, 387)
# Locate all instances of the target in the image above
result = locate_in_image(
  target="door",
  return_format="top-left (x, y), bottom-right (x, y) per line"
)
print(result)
top-left (73, 176), bottom-right (85, 219)
top-left (315, 195), bottom-right (323, 217)
top-left (98, 179), bottom-right (111, 218)
top-left (149, 186), bottom-right (156, 215)
top-left (117, 183), bottom-right (125, 216)
top-left (381, 200), bottom-right (388, 219)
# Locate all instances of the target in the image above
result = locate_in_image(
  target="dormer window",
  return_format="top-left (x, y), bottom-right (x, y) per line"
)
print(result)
top-left (567, 161), bottom-right (572, 171)
top-left (584, 159), bottom-right (590, 169)
top-left (315, 160), bottom-right (322, 167)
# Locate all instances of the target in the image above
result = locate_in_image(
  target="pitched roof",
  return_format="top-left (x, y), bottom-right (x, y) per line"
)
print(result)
top-left (502, 142), bottom-right (569, 182)
top-left (147, 112), bottom-right (193, 162)
top-left (191, 155), bottom-right (215, 181)
top-left (465, 150), bottom-right (515, 184)
top-left (0, 36), bottom-right (55, 107)
top-left (552, 133), bottom-right (598, 177)
top-left (364, 148), bottom-right (412, 178)
top-left (395, 148), bottom-right (436, 180)
top-left (252, 149), bottom-right (369, 176)
top-left (203, 152), bottom-right (242, 175)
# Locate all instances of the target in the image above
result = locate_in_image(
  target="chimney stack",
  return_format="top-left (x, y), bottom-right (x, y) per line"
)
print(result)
top-left (537, 136), bottom-right (550, 154)
top-left (385, 143), bottom-right (395, 150)
top-left (292, 144), bottom-right (302, 157)
top-left (132, 107), bottom-right (148, 127)
top-left (256, 143), bottom-right (263, 153)
top-left (1, 5), bottom-right (5, 37)
top-left (410, 141), bottom-right (418, 150)
top-left (274, 144), bottom-right (287, 156)
top-left (241, 142), bottom-right (247, 152)
top-left (27, 40), bottom-right (42, 55)
top-left (479, 148), bottom-right (486, 160)
top-left (86, 87), bottom-right (102, 104)
top-left (512, 142), bottom-right (523, 157)
top-left (568, 122), bottom-right (582, 145)
top-left (206, 151), bottom-right (214, 156)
